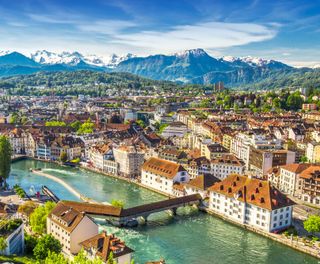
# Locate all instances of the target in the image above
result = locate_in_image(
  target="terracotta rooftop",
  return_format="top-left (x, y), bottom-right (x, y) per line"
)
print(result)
top-left (142, 157), bottom-right (186, 179)
top-left (208, 174), bottom-right (295, 210)
top-left (280, 163), bottom-right (312, 174)
top-left (299, 166), bottom-right (320, 180)
top-left (80, 231), bottom-right (134, 261)
top-left (185, 174), bottom-right (220, 191)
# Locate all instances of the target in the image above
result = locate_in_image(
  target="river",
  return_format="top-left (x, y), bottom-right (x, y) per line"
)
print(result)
top-left (8, 159), bottom-right (319, 264)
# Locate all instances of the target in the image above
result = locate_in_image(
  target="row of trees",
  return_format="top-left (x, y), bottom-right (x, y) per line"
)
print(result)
top-left (0, 136), bottom-right (12, 189)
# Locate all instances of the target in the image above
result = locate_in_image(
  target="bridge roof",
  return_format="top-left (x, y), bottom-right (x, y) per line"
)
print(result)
top-left (60, 194), bottom-right (201, 218)
top-left (120, 193), bottom-right (201, 217)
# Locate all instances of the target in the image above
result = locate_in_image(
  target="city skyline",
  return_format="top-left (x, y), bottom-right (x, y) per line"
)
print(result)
top-left (0, 0), bottom-right (319, 67)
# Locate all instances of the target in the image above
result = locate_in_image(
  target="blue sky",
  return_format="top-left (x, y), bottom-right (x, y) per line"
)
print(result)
top-left (0, 0), bottom-right (319, 67)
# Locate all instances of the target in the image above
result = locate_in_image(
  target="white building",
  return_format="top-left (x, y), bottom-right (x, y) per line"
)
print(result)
top-left (47, 202), bottom-right (99, 255)
top-left (278, 164), bottom-right (311, 196)
top-left (113, 145), bottom-right (145, 178)
top-left (208, 174), bottom-right (294, 233)
top-left (161, 121), bottom-right (189, 138)
top-left (210, 154), bottom-right (245, 180)
top-left (141, 157), bottom-right (190, 195)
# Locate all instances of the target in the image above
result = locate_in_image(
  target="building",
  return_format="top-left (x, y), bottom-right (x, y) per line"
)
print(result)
top-left (210, 154), bottom-right (245, 180)
top-left (161, 121), bottom-right (189, 138)
top-left (141, 157), bottom-right (190, 195)
top-left (80, 231), bottom-right (134, 264)
top-left (184, 174), bottom-right (220, 199)
top-left (302, 103), bottom-right (317, 111)
top-left (306, 142), bottom-right (320, 163)
top-left (277, 164), bottom-right (311, 196)
top-left (202, 143), bottom-right (229, 160)
top-left (208, 174), bottom-right (295, 232)
top-left (298, 166), bottom-right (320, 205)
top-left (47, 202), bottom-right (99, 255)
top-left (0, 220), bottom-right (24, 256)
top-left (248, 148), bottom-right (295, 177)
top-left (113, 145), bottom-right (145, 178)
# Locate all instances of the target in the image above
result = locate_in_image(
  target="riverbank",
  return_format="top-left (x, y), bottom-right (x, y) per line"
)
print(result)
top-left (206, 208), bottom-right (320, 259)
top-left (11, 157), bottom-right (320, 260)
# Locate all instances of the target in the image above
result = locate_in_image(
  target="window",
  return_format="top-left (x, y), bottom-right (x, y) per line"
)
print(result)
top-left (273, 223), bottom-right (277, 228)
top-left (273, 216), bottom-right (277, 221)
top-left (279, 221), bottom-right (282, 226)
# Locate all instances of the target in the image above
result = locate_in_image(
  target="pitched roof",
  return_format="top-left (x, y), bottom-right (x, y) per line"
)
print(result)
top-left (48, 202), bottom-right (96, 232)
top-left (80, 231), bottom-right (134, 261)
top-left (185, 174), bottom-right (220, 191)
top-left (142, 157), bottom-right (186, 179)
top-left (299, 166), bottom-right (320, 180)
top-left (208, 174), bottom-right (295, 210)
top-left (280, 163), bottom-right (311, 174)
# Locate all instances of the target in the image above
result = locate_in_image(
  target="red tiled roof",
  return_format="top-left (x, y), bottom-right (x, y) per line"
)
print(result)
top-left (208, 174), bottom-right (295, 210)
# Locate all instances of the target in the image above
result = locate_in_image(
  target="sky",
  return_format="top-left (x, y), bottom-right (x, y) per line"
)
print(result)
top-left (0, 0), bottom-right (319, 67)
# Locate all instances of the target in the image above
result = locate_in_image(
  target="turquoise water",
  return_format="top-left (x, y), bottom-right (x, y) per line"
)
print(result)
top-left (8, 159), bottom-right (319, 264)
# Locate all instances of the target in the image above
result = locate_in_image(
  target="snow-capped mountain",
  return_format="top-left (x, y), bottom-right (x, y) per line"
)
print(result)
top-left (222, 56), bottom-right (275, 67)
top-left (30, 50), bottom-right (136, 68)
top-left (174, 48), bottom-right (208, 58)
top-left (0, 50), bottom-right (11, 57)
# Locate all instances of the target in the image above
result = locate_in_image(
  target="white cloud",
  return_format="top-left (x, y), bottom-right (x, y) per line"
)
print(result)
top-left (77, 20), bottom-right (136, 35)
top-left (110, 21), bottom-right (278, 55)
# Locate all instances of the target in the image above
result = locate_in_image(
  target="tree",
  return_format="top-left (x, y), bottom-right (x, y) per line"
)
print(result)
top-left (300, 155), bottom-right (309, 163)
top-left (0, 237), bottom-right (7, 252)
top-left (33, 234), bottom-right (62, 260)
top-left (303, 215), bottom-right (320, 234)
top-left (73, 248), bottom-right (103, 264)
top-left (71, 120), bottom-right (82, 131)
top-left (0, 135), bottom-right (12, 188)
top-left (43, 251), bottom-right (68, 264)
top-left (30, 201), bottom-right (56, 234)
top-left (45, 121), bottom-right (67, 127)
top-left (60, 151), bottom-right (68, 163)
top-left (24, 234), bottom-right (38, 254)
top-left (18, 201), bottom-right (38, 218)
top-left (286, 92), bottom-right (304, 110)
top-left (107, 251), bottom-right (115, 264)
top-left (111, 199), bottom-right (125, 208)
top-left (77, 119), bottom-right (95, 135)
top-left (136, 119), bottom-right (146, 128)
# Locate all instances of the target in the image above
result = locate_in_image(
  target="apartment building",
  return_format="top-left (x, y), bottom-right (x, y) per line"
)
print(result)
top-left (306, 142), bottom-right (320, 163)
top-left (141, 157), bottom-right (190, 195)
top-left (47, 202), bottom-right (99, 255)
top-left (248, 148), bottom-right (295, 177)
top-left (210, 154), bottom-right (245, 180)
top-left (113, 145), bottom-right (145, 178)
top-left (208, 174), bottom-right (294, 233)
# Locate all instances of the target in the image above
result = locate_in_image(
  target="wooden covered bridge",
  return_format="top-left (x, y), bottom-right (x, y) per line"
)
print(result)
top-left (58, 194), bottom-right (202, 227)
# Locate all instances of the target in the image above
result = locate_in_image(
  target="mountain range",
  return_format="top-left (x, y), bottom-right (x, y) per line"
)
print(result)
top-left (0, 48), bottom-right (317, 87)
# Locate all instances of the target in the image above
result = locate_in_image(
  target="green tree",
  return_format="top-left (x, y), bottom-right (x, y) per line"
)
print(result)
top-left (33, 234), bottom-right (62, 260)
top-left (77, 119), bottom-right (95, 135)
top-left (71, 120), bottom-right (82, 131)
top-left (60, 151), bottom-right (68, 163)
top-left (286, 92), bottom-right (304, 110)
top-left (300, 155), bottom-right (308, 163)
top-left (24, 234), bottom-right (38, 254)
top-left (111, 199), bottom-right (125, 208)
top-left (73, 248), bottom-right (103, 264)
top-left (43, 251), bottom-right (68, 264)
top-left (0, 237), bottom-right (7, 251)
top-left (107, 251), bottom-right (115, 264)
top-left (303, 215), bottom-right (320, 234)
top-left (0, 135), bottom-right (12, 188)
top-left (18, 201), bottom-right (38, 218)
top-left (136, 119), bottom-right (146, 128)
top-left (45, 121), bottom-right (67, 127)
top-left (30, 201), bottom-right (56, 234)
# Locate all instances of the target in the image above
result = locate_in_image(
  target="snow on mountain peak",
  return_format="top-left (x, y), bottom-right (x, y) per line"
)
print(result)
top-left (29, 50), bottom-right (136, 68)
top-left (175, 48), bottom-right (207, 57)
top-left (0, 50), bottom-right (12, 56)
top-left (221, 55), bottom-right (274, 67)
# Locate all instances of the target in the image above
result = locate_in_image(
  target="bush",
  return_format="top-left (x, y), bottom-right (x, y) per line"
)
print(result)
top-left (111, 199), bottom-right (125, 208)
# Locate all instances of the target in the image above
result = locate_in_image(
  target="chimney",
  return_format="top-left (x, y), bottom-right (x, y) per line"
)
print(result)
top-left (220, 185), bottom-right (224, 190)
top-left (251, 194), bottom-right (255, 200)
top-left (255, 187), bottom-right (259, 193)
